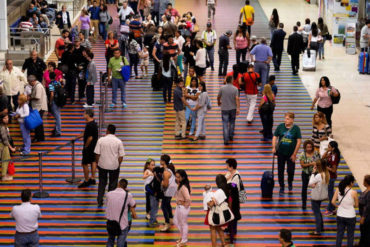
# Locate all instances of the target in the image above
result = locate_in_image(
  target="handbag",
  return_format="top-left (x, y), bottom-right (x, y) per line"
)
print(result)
top-left (120, 24), bottom-right (130, 34)
top-left (208, 201), bottom-right (235, 226)
top-left (7, 161), bottom-right (15, 176)
top-left (243, 7), bottom-right (254, 25)
top-left (232, 174), bottom-right (247, 203)
top-left (24, 109), bottom-right (43, 130)
top-left (329, 86), bottom-right (341, 104)
top-left (325, 33), bottom-right (332, 41)
top-left (106, 192), bottom-right (128, 236)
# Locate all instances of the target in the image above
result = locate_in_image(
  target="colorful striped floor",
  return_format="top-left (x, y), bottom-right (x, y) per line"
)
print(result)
top-left (0, 0), bottom-right (359, 246)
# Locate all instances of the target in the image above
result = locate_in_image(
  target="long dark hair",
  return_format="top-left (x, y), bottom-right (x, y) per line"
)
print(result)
top-left (319, 76), bottom-right (330, 88)
top-left (329, 140), bottom-right (341, 160)
top-left (160, 154), bottom-right (175, 174)
top-left (232, 64), bottom-right (240, 81)
top-left (216, 174), bottom-right (229, 198)
top-left (339, 175), bottom-right (354, 196)
top-left (272, 8), bottom-right (279, 27)
top-left (176, 169), bottom-right (191, 194)
top-left (311, 22), bottom-right (318, 37)
top-left (162, 53), bottom-right (171, 72)
top-left (199, 81), bottom-right (207, 92)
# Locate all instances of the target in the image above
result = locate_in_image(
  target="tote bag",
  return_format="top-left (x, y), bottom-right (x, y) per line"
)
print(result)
top-left (208, 201), bottom-right (234, 226)
top-left (25, 109), bottom-right (43, 130)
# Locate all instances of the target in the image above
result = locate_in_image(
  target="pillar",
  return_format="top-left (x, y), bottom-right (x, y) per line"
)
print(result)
top-left (0, 0), bottom-right (8, 50)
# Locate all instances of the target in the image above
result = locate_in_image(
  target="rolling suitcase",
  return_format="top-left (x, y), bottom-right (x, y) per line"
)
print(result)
top-left (358, 51), bottom-right (369, 74)
top-left (302, 49), bottom-right (316, 71)
top-left (261, 154), bottom-right (275, 198)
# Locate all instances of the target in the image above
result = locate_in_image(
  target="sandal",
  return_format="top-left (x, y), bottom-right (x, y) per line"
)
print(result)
top-left (192, 137), bottom-right (199, 141)
top-left (310, 231), bottom-right (321, 236)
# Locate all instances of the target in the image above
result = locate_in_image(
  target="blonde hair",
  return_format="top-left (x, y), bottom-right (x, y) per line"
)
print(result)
top-left (312, 111), bottom-right (327, 125)
top-left (316, 159), bottom-right (330, 184)
top-left (18, 94), bottom-right (28, 105)
top-left (107, 31), bottom-right (114, 39)
top-left (262, 84), bottom-right (274, 102)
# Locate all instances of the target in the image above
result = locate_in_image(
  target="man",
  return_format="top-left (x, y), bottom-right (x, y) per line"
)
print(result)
top-left (29, 75), bottom-right (48, 142)
top-left (270, 23), bottom-right (286, 71)
top-left (151, 0), bottom-right (160, 26)
top-left (108, 49), bottom-right (130, 108)
top-left (239, 0), bottom-right (254, 35)
top-left (152, 36), bottom-right (166, 74)
top-left (272, 112), bottom-right (302, 196)
top-left (217, 76), bottom-right (240, 145)
top-left (278, 229), bottom-right (296, 247)
top-left (73, 38), bottom-right (89, 102)
top-left (61, 44), bottom-right (77, 103)
top-left (360, 20), bottom-right (370, 52)
top-left (0, 59), bottom-right (27, 122)
top-left (164, 3), bottom-right (180, 24)
top-left (22, 50), bottom-right (47, 83)
top-left (48, 72), bottom-right (62, 137)
top-left (10, 189), bottom-right (41, 247)
top-left (95, 124), bottom-right (125, 207)
top-left (118, 1), bottom-right (134, 24)
top-left (78, 109), bottom-right (99, 188)
top-left (287, 26), bottom-right (304, 75)
top-left (206, 0), bottom-right (217, 20)
top-left (78, 31), bottom-right (92, 50)
top-left (163, 35), bottom-right (180, 59)
top-left (241, 64), bottom-right (261, 124)
top-left (88, 1), bottom-right (100, 42)
top-left (163, 15), bottom-right (178, 38)
top-left (218, 30), bottom-right (232, 76)
top-left (202, 22), bottom-right (217, 71)
top-left (106, 179), bottom-right (136, 247)
top-left (55, 29), bottom-right (71, 62)
top-left (250, 37), bottom-right (272, 87)
top-left (55, 5), bottom-right (71, 34)
top-left (173, 79), bottom-right (190, 140)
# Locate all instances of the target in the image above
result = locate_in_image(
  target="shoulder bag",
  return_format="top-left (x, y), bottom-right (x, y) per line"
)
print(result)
top-left (232, 173), bottom-right (247, 203)
top-left (106, 192), bottom-right (128, 236)
top-left (329, 86), bottom-right (341, 104)
top-left (120, 56), bottom-right (131, 82)
top-left (208, 200), bottom-right (235, 226)
top-left (25, 108), bottom-right (43, 130)
top-left (259, 95), bottom-right (275, 114)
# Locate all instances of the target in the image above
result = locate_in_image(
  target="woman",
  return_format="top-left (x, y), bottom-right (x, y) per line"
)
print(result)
top-left (182, 36), bottom-right (196, 79)
top-left (206, 174), bottom-right (229, 247)
top-left (227, 182), bottom-right (241, 247)
top-left (323, 141), bottom-right (340, 215)
top-left (332, 175), bottom-right (358, 247)
top-left (310, 76), bottom-right (339, 127)
top-left (359, 174), bottom-right (370, 246)
top-left (309, 159), bottom-right (329, 236)
top-left (299, 140), bottom-right (320, 210)
top-left (308, 22), bottom-right (321, 54)
top-left (185, 77), bottom-right (200, 137)
top-left (191, 40), bottom-right (206, 82)
top-left (269, 8), bottom-right (279, 38)
top-left (317, 17), bottom-right (329, 60)
top-left (160, 154), bottom-right (177, 232)
top-left (14, 95), bottom-right (30, 156)
top-left (105, 31), bottom-right (119, 66)
top-left (43, 62), bottom-right (63, 90)
top-left (128, 33), bottom-right (142, 79)
top-left (161, 54), bottom-right (175, 103)
top-left (258, 84), bottom-right (275, 141)
top-left (152, 26), bottom-right (163, 44)
top-left (192, 81), bottom-right (209, 141)
top-left (234, 25), bottom-right (249, 64)
top-left (0, 115), bottom-right (16, 181)
top-left (143, 158), bottom-right (155, 221)
top-left (224, 158), bottom-right (241, 191)
top-left (99, 4), bottom-right (110, 41)
top-left (79, 9), bottom-right (90, 40)
top-left (312, 111), bottom-right (331, 151)
top-left (175, 30), bottom-right (185, 74)
top-left (174, 169), bottom-right (191, 247)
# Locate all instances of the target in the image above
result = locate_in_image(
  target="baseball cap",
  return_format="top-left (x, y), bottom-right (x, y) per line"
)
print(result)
top-left (206, 22), bottom-right (212, 27)
top-left (251, 35), bottom-right (257, 41)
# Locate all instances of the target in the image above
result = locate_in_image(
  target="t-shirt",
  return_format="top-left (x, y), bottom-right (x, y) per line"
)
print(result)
top-left (240, 5), bottom-right (254, 24)
top-left (360, 25), bottom-right (370, 48)
top-left (129, 20), bottom-right (143, 38)
top-left (48, 80), bottom-right (61, 94)
top-left (84, 120), bottom-right (98, 151)
top-left (270, 83), bottom-right (278, 96)
top-left (163, 42), bottom-right (179, 57)
top-left (299, 151), bottom-right (320, 175)
top-left (326, 152), bottom-right (339, 179)
top-left (217, 84), bottom-right (238, 111)
top-left (80, 15), bottom-right (90, 30)
top-left (274, 124), bottom-right (302, 156)
top-left (154, 42), bottom-right (163, 60)
top-left (213, 189), bottom-right (227, 205)
top-left (173, 86), bottom-right (184, 112)
top-left (250, 44), bottom-right (273, 62)
top-left (108, 56), bottom-right (128, 79)
top-left (119, 6), bottom-right (134, 21)
top-left (19, 21), bottom-right (33, 31)
top-left (55, 38), bottom-right (66, 58)
top-left (219, 34), bottom-right (230, 50)
top-left (242, 72), bottom-right (260, 95)
top-left (226, 71), bottom-right (242, 90)
top-left (186, 86), bottom-right (200, 105)
top-left (88, 6), bottom-right (100, 20)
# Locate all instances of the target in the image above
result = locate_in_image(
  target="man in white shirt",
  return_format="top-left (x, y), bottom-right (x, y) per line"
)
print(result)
top-left (10, 189), bottom-right (41, 247)
top-left (95, 124), bottom-right (125, 207)
top-left (118, 1), bottom-right (134, 25)
top-left (360, 20), bottom-right (370, 52)
top-left (202, 22), bottom-right (217, 71)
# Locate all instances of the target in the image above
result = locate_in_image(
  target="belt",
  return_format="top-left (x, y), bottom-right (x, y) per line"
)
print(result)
top-left (16, 230), bottom-right (37, 234)
top-left (255, 61), bottom-right (266, 63)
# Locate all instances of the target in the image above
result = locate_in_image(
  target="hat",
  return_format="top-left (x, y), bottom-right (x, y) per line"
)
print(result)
top-left (74, 37), bottom-right (81, 42)
top-left (206, 22), bottom-right (212, 27)
top-left (251, 35), bottom-right (257, 41)
top-left (226, 30), bottom-right (232, 35)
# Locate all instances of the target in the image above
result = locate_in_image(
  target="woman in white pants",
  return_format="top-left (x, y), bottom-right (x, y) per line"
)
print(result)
top-left (191, 81), bottom-right (209, 141)
top-left (174, 169), bottom-right (191, 247)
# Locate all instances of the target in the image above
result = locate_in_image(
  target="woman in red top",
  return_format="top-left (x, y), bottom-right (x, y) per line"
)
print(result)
top-left (323, 140), bottom-right (340, 215)
top-left (43, 62), bottom-right (63, 89)
top-left (105, 31), bottom-right (119, 65)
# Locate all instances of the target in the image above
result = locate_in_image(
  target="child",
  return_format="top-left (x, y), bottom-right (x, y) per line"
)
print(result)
top-left (49, 72), bottom-right (62, 137)
top-left (202, 184), bottom-right (214, 210)
top-left (143, 158), bottom-right (155, 220)
top-left (0, 115), bottom-right (16, 181)
top-left (268, 75), bottom-right (278, 96)
top-left (14, 94), bottom-right (30, 155)
top-left (140, 46), bottom-right (150, 77)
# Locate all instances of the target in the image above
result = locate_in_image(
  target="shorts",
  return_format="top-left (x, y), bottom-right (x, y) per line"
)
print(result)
top-left (82, 148), bottom-right (95, 165)
top-left (141, 59), bottom-right (149, 66)
top-left (195, 66), bottom-right (206, 77)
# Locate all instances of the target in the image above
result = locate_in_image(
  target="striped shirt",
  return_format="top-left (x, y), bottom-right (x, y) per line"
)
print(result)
top-left (312, 124), bottom-right (331, 148)
top-left (19, 21), bottom-right (33, 31)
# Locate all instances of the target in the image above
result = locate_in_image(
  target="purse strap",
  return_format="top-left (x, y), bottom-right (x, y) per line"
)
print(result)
top-left (231, 173), bottom-right (244, 190)
top-left (338, 188), bottom-right (350, 206)
top-left (118, 191), bottom-right (129, 224)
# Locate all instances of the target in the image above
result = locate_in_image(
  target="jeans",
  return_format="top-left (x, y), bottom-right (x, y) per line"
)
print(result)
top-left (86, 84), bottom-right (94, 106)
top-left (99, 22), bottom-right (107, 40)
top-left (301, 171), bottom-right (310, 207)
top-left (161, 196), bottom-right (173, 224)
top-left (290, 53), bottom-right (300, 74)
top-left (272, 50), bottom-right (283, 70)
top-left (145, 192), bottom-right (151, 214)
top-left (14, 231), bottom-right (39, 247)
top-left (327, 178), bottom-right (336, 212)
top-left (317, 105), bottom-right (333, 127)
top-left (51, 102), bottom-right (61, 135)
top-left (254, 62), bottom-right (269, 86)
top-left (149, 194), bottom-right (159, 225)
top-left (112, 78), bottom-right (127, 105)
top-left (336, 216), bottom-right (356, 247)
top-left (174, 205), bottom-right (190, 243)
top-left (277, 153), bottom-right (295, 191)
top-left (206, 46), bottom-right (215, 70)
top-left (97, 166), bottom-right (120, 205)
top-left (236, 48), bottom-right (247, 64)
top-left (221, 109), bottom-right (236, 143)
top-left (195, 111), bottom-right (206, 137)
top-left (259, 111), bottom-right (273, 139)
top-left (19, 122), bottom-right (31, 154)
top-left (218, 50), bottom-right (229, 75)
top-left (359, 217), bottom-right (370, 246)
top-left (107, 226), bottom-right (129, 247)
top-left (311, 200), bottom-right (324, 233)
top-left (207, 4), bottom-right (215, 19)
top-left (185, 106), bottom-right (197, 134)
top-left (318, 38), bottom-right (326, 59)
top-left (129, 53), bottom-right (139, 77)
top-left (162, 76), bottom-right (173, 103)
top-left (34, 110), bottom-right (45, 141)
top-left (81, 29), bottom-right (89, 40)
top-left (177, 54), bottom-right (184, 74)
top-left (246, 94), bottom-right (257, 122)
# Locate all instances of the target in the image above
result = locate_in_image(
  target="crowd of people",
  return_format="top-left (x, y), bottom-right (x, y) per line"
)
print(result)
top-left (1, 0), bottom-right (370, 247)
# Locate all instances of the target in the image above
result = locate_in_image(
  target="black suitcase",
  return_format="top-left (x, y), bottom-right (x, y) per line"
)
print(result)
top-left (261, 154), bottom-right (275, 198)
top-left (151, 73), bottom-right (162, 91)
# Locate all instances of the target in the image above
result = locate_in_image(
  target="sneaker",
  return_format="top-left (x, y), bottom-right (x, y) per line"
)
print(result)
top-left (288, 185), bottom-right (293, 192)
top-left (188, 132), bottom-right (193, 136)
top-left (109, 103), bottom-right (115, 108)
top-left (122, 103), bottom-right (127, 108)
top-left (324, 210), bottom-right (334, 216)
top-left (78, 181), bottom-right (90, 188)
top-left (279, 189), bottom-right (284, 196)
top-left (160, 223), bottom-right (170, 232)
top-left (83, 103), bottom-right (94, 108)
top-left (2, 175), bottom-right (13, 181)
top-left (88, 178), bottom-right (96, 185)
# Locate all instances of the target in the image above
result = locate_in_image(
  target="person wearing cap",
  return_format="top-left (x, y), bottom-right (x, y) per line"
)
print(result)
top-left (250, 37), bottom-right (272, 87)
top-left (218, 30), bottom-right (232, 76)
top-left (240, 64), bottom-right (261, 124)
top-left (202, 22), bottom-right (217, 71)
top-left (239, 0), bottom-right (255, 35)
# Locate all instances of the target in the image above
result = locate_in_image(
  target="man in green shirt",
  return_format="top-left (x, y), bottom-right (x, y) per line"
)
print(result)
top-left (279, 229), bottom-right (296, 247)
top-left (107, 49), bottom-right (129, 108)
top-left (272, 112), bottom-right (301, 196)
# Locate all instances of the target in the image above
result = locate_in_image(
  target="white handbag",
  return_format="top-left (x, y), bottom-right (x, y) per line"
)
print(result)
top-left (120, 25), bottom-right (130, 34)
top-left (208, 201), bottom-right (235, 226)
top-left (320, 137), bottom-right (334, 157)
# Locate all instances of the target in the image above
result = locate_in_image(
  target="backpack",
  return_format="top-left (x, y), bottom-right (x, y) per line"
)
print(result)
top-left (53, 82), bottom-right (67, 107)
top-left (146, 166), bottom-right (164, 199)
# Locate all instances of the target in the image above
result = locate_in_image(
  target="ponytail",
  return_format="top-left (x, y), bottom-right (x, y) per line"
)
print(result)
top-left (160, 154), bottom-right (175, 174)
top-left (338, 175), bottom-right (354, 196)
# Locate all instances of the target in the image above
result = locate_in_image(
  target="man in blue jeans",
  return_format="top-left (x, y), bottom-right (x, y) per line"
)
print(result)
top-left (217, 76), bottom-right (240, 145)
top-left (250, 37), bottom-right (272, 87)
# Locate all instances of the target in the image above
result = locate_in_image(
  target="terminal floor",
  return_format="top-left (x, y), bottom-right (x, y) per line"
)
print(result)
top-left (0, 0), bottom-right (358, 246)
